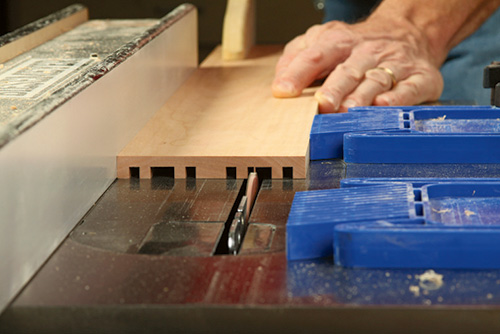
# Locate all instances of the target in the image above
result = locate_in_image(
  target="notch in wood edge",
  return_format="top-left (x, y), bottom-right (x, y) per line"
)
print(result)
top-left (129, 167), bottom-right (140, 178)
top-left (255, 167), bottom-right (272, 181)
top-left (282, 167), bottom-right (293, 179)
top-left (185, 166), bottom-right (196, 179)
top-left (151, 167), bottom-right (175, 178)
top-left (226, 167), bottom-right (237, 179)
top-left (0, 5), bottom-right (89, 64)
top-left (122, 163), bottom-right (300, 180)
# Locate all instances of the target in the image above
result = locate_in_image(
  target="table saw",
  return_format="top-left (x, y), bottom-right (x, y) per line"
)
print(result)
top-left (2, 3), bottom-right (500, 333)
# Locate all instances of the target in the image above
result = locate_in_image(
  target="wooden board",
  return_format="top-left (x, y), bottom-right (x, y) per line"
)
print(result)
top-left (117, 45), bottom-right (318, 179)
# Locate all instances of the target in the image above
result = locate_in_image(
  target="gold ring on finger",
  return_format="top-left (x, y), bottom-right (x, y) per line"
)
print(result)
top-left (373, 66), bottom-right (397, 90)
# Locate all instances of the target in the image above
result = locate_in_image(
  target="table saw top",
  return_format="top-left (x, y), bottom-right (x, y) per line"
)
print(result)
top-left (3, 161), bottom-right (500, 333)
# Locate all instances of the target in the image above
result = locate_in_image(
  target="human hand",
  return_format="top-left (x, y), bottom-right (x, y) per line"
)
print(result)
top-left (272, 16), bottom-right (444, 113)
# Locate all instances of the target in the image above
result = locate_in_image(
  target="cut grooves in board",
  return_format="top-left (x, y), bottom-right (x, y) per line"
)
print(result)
top-left (117, 45), bottom-right (318, 179)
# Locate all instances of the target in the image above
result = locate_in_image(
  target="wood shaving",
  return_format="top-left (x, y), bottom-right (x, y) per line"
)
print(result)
top-left (416, 269), bottom-right (443, 290)
top-left (464, 210), bottom-right (476, 217)
top-left (435, 115), bottom-right (447, 121)
top-left (432, 208), bottom-right (451, 214)
top-left (409, 285), bottom-right (420, 297)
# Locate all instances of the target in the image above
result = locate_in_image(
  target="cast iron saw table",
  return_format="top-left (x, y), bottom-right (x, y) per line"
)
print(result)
top-left (3, 162), bottom-right (500, 333)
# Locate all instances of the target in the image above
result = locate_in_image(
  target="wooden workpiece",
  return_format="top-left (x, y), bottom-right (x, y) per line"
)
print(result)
top-left (117, 45), bottom-right (318, 179)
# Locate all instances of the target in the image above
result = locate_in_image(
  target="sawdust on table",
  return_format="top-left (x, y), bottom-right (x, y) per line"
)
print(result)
top-left (432, 208), bottom-right (452, 214)
top-left (416, 269), bottom-right (444, 291)
top-left (464, 210), bottom-right (476, 217)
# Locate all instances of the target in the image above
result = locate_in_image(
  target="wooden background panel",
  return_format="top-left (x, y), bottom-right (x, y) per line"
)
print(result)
top-left (117, 45), bottom-right (318, 179)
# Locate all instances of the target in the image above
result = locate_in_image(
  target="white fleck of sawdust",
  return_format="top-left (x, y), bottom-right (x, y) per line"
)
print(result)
top-left (416, 269), bottom-right (444, 291)
top-left (432, 208), bottom-right (452, 214)
top-left (464, 210), bottom-right (476, 217)
top-left (487, 293), bottom-right (493, 299)
top-left (409, 285), bottom-right (420, 297)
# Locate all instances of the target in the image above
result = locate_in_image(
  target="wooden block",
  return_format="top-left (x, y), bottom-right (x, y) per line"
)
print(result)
top-left (117, 45), bottom-right (318, 179)
top-left (222, 0), bottom-right (256, 60)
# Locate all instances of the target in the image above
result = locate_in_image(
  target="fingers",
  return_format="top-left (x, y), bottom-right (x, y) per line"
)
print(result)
top-left (274, 36), bottom-right (306, 78)
top-left (272, 20), bottom-right (444, 110)
top-left (272, 23), bottom-right (355, 98)
top-left (316, 59), bottom-right (442, 113)
top-left (336, 66), bottom-right (398, 112)
top-left (314, 52), bottom-right (380, 113)
top-left (374, 70), bottom-right (443, 106)
top-left (274, 25), bottom-right (326, 77)
top-left (272, 43), bottom-right (349, 98)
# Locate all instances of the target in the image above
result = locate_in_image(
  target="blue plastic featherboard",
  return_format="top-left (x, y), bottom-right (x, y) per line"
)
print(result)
top-left (286, 178), bottom-right (500, 269)
top-left (309, 105), bottom-right (500, 163)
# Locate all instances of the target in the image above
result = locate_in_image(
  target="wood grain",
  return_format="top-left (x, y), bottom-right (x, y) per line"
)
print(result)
top-left (117, 45), bottom-right (318, 179)
top-left (222, 0), bottom-right (255, 60)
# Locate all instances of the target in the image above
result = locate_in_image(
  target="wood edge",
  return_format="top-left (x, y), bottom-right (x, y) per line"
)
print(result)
top-left (0, 7), bottom-right (88, 64)
top-left (116, 156), bottom-right (308, 179)
top-left (116, 157), bottom-right (132, 179)
top-left (221, 0), bottom-right (256, 60)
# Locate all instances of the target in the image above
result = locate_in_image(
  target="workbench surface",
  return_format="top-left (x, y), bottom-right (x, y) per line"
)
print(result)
top-left (2, 161), bottom-right (500, 333)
